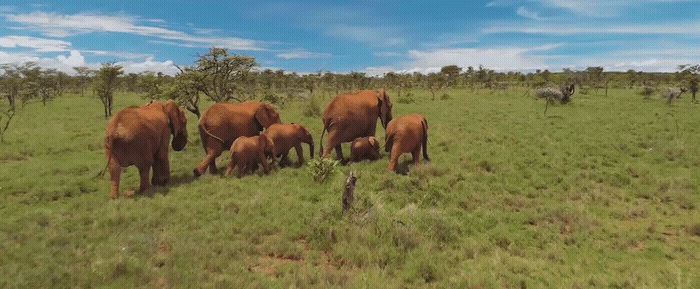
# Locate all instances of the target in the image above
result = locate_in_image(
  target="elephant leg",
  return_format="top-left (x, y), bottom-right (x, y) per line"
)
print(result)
top-left (335, 145), bottom-right (348, 165)
top-left (412, 147), bottom-right (421, 164)
top-left (387, 144), bottom-right (401, 171)
top-left (294, 143), bottom-right (304, 166)
top-left (137, 164), bottom-right (151, 193)
top-left (251, 160), bottom-right (259, 172)
top-left (194, 143), bottom-right (222, 177)
top-left (152, 150), bottom-right (170, 186)
top-left (109, 158), bottom-right (121, 199)
top-left (279, 153), bottom-right (291, 168)
top-left (226, 152), bottom-right (237, 177)
top-left (259, 153), bottom-right (271, 174)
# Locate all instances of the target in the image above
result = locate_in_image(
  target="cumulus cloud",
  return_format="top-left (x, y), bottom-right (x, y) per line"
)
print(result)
top-left (0, 35), bottom-right (71, 52)
top-left (276, 50), bottom-right (332, 59)
top-left (374, 52), bottom-right (404, 57)
top-left (401, 45), bottom-right (557, 72)
top-left (119, 57), bottom-right (179, 75)
top-left (516, 6), bottom-right (544, 20)
top-left (4, 11), bottom-right (264, 50)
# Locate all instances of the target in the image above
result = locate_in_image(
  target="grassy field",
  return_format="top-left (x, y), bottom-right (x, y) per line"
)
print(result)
top-left (1, 88), bottom-right (698, 288)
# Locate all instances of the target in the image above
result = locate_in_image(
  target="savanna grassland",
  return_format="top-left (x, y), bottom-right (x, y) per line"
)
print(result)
top-left (1, 88), bottom-right (699, 288)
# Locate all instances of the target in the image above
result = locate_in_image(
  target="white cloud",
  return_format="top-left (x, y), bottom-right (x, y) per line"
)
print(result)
top-left (119, 57), bottom-right (179, 75)
top-left (401, 45), bottom-right (557, 72)
top-left (516, 6), bottom-right (544, 20)
top-left (374, 52), bottom-right (404, 57)
top-left (0, 35), bottom-right (71, 52)
top-left (276, 50), bottom-right (331, 59)
top-left (364, 66), bottom-right (395, 76)
top-left (535, 0), bottom-right (694, 17)
top-left (4, 11), bottom-right (264, 51)
top-left (82, 50), bottom-right (154, 59)
top-left (482, 21), bottom-right (700, 35)
top-left (55, 50), bottom-right (86, 68)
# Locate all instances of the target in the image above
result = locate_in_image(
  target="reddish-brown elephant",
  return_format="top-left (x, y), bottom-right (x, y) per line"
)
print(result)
top-left (104, 100), bottom-right (188, 199)
top-left (350, 136), bottom-right (380, 162)
top-left (262, 123), bottom-right (314, 167)
top-left (225, 135), bottom-right (275, 178)
top-left (194, 101), bottom-right (281, 177)
top-left (320, 89), bottom-right (392, 163)
top-left (385, 114), bottom-right (430, 171)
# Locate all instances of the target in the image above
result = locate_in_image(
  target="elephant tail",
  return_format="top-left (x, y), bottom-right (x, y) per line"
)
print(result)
top-left (199, 122), bottom-right (225, 149)
top-left (319, 119), bottom-right (329, 158)
top-left (421, 118), bottom-right (430, 161)
top-left (97, 134), bottom-right (115, 178)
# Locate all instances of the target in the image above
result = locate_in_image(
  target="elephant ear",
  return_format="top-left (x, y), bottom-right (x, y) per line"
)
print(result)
top-left (377, 89), bottom-right (393, 129)
top-left (255, 103), bottom-right (281, 129)
top-left (260, 134), bottom-right (275, 155)
top-left (369, 137), bottom-right (380, 151)
top-left (164, 100), bottom-right (188, 151)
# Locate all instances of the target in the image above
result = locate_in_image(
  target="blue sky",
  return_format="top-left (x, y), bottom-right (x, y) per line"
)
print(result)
top-left (1, 0), bottom-right (700, 75)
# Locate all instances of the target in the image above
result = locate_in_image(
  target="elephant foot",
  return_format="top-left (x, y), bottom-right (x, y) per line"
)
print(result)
top-left (339, 158), bottom-right (350, 165)
top-left (193, 168), bottom-right (202, 178)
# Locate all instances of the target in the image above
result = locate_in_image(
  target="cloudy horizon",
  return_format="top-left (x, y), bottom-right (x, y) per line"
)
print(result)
top-left (1, 1), bottom-right (699, 76)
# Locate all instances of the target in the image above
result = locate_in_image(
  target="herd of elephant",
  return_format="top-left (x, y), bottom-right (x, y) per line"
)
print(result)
top-left (104, 89), bottom-right (430, 199)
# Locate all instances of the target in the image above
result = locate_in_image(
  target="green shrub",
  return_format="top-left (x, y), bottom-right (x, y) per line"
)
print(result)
top-left (397, 92), bottom-right (416, 104)
top-left (440, 93), bottom-right (451, 100)
top-left (261, 91), bottom-right (281, 104)
top-left (307, 158), bottom-right (340, 183)
top-left (302, 96), bottom-right (322, 117)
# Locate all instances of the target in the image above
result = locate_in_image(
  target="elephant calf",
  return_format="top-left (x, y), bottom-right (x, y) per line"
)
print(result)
top-left (385, 114), bottom-right (430, 172)
top-left (104, 100), bottom-right (188, 199)
top-left (262, 123), bottom-right (314, 167)
top-left (226, 135), bottom-right (275, 178)
top-left (350, 136), bottom-right (380, 162)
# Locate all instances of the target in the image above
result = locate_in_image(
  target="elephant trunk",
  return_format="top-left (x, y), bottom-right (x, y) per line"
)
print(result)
top-left (172, 131), bottom-right (187, 151)
top-left (309, 142), bottom-right (315, 159)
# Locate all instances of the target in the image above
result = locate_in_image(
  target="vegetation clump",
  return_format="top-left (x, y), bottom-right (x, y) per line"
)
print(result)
top-left (307, 157), bottom-right (340, 183)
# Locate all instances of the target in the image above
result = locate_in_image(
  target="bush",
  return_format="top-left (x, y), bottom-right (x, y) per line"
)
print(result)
top-left (638, 86), bottom-right (656, 99)
top-left (397, 92), bottom-right (416, 104)
top-left (440, 93), bottom-right (451, 100)
top-left (261, 91), bottom-right (281, 104)
top-left (307, 158), bottom-right (340, 183)
top-left (302, 96), bottom-right (322, 117)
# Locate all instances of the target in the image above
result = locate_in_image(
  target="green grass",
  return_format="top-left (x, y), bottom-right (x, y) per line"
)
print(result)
top-left (1, 88), bottom-right (698, 288)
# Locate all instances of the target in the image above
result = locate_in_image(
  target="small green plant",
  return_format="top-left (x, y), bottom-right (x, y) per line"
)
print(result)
top-left (260, 91), bottom-right (281, 104)
top-left (302, 96), bottom-right (321, 117)
top-left (397, 92), bottom-right (416, 104)
top-left (440, 93), bottom-right (451, 100)
top-left (307, 158), bottom-right (340, 183)
top-left (638, 86), bottom-right (656, 99)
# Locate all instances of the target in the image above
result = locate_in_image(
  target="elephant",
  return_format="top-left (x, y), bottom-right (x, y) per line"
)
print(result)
top-left (385, 114), bottom-right (430, 171)
top-left (225, 135), bottom-right (275, 178)
top-left (262, 123), bottom-right (314, 167)
top-left (194, 101), bottom-right (281, 177)
top-left (350, 136), bottom-right (380, 162)
top-left (319, 89), bottom-right (392, 163)
top-left (104, 100), bottom-right (188, 199)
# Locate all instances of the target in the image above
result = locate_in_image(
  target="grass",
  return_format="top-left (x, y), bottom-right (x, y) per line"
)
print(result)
top-left (0, 88), bottom-right (698, 288)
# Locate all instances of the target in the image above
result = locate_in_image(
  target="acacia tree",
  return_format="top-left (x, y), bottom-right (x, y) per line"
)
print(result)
top-left (73, 66), bottom-right (93, 96)
top-left (677, 64), bottom-right (699, 102)
top-left (195, 47), bottom-right (257, 102)
top-left (95, 62), bottom-right (123, 118)
top-left (160, 66), bottom-right (204, 117)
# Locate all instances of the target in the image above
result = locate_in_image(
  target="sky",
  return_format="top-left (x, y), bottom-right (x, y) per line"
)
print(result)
top-left (1, 0), bottom-right (700, 75)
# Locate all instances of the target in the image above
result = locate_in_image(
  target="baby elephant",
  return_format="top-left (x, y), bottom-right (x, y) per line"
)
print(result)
top-left (350, 136), bottom-right (380, 162)
top-left (385, 114), bottom-right (430, 171)
top-left (226, 135), bottom-right (275, 177)
top-left (262, 123), bottom-right (314, 167)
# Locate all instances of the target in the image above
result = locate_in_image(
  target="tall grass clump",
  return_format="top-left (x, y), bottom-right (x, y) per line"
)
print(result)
top-left (307, 158), bottom-right (339, 183)
top-left (302, 96), bottom-right (322, 117)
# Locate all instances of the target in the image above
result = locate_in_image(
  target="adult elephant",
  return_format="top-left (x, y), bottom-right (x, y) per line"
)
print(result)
top-left (319, 89), bottom-right (392, 162)
top-left (193, 101), bottom-right (281, 177)
top-left (104, 100), bottom-right (188, 199)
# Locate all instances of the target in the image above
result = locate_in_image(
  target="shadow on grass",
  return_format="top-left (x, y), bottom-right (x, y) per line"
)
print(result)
top-left (131, 173), bottom-right (198, 199)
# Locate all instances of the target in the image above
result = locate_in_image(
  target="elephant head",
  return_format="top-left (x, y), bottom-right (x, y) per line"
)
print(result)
top-left (254, 103), bottom-right (282, 130)
top-left (259, 134), bottom-right (275, 158)
top-left (164, 100), bottom-right (188, 151)
top-left (297, 124), bottom-right (314, 159)
top-left (377, 89), bottom-right (393, 129)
